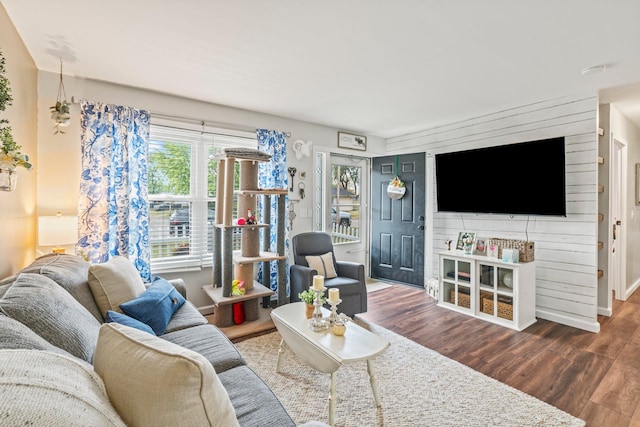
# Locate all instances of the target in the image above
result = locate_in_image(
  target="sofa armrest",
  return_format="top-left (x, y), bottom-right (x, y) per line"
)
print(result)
top-left (168, 278), bottom-right (187, 299)
top-left (145, 278), bottom-right (187, 299)
top-left (290, 264), bottom-right (316, 302)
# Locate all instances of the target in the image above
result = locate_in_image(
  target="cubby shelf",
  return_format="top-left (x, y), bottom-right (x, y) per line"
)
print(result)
top-left (438, 251), bottom-right (536, 331)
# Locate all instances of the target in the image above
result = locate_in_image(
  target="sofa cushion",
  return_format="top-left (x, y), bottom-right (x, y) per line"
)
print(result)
top-left (0, 349), bottom-right (126, 427)
top-left (0, 281), bottom-right (12, 299)
top-left (162, 324), bottom-right (246, 373)
top-left (163, 300), bottom-right (208, 334)
top-left (105, 310), bottom-right (156, 335)
top-left (120, 276), bottom-right (185, 335)
top-left (20, 254), bottom-right (103, 322)
top-left (217, 365), bottom-right (296, 427)
top-left (94, 323), bottom-right (239, 427)
top-left (0, 273), bottom-right (101, 363)
top-left (0, 314), bottom-right (73, 356)
top-left (88, 255), bottom-right (147, 319)
top-left (305, 252), bottom-right (337, 279)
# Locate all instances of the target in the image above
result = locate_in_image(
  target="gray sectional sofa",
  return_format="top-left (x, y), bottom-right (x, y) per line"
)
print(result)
top-left (0, 253), bottom-right (313, 426)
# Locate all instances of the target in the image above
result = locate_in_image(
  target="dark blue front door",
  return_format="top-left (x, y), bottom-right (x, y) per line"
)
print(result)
top-left (371, 153), bottom-right (426, 287)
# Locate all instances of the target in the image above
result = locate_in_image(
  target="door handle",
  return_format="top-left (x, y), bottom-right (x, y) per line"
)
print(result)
top-left (613, 223), bottom-right (616, 240)
top-left (418, 225), bottom-right (425, 230)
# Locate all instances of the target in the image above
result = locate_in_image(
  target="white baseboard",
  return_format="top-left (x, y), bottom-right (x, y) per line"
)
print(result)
top-left (624, 278), bottom-right (640, 300)
top-left (536, 309), bottom-right (600, 333)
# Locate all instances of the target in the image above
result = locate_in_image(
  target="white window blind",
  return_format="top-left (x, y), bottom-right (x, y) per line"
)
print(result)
top-left (148, 120), bottom-right (256, 273)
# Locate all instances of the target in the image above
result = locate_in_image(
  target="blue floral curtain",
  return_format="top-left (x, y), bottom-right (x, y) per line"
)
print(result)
top-left (256, 129), bottom-right (289, 294)
top-left (78, 101), bottom-right (151, 282)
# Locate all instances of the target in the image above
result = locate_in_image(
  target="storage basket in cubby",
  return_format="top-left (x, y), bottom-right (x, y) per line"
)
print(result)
top-left (450, 290), bottom-right (470, 309)
top-left (482, 297), bottom-right (513, 320)
top-left (487, 238), bottom-right (535, 263)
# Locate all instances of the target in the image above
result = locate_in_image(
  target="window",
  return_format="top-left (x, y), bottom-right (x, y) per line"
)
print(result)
top-left (148, 120), bottom-right (256, 272)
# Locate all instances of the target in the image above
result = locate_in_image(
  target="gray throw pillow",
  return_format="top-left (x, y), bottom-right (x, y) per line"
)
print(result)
top-left (0, 314), bottom-right (73, 357)
top-left (21, 254), bottom-right (103, 322)
top-left (0, 273), bottom-right (101, 363)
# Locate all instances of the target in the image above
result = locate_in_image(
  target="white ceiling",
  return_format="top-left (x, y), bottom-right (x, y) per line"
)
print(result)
top-left (2, 0), bottom-right (640, 138)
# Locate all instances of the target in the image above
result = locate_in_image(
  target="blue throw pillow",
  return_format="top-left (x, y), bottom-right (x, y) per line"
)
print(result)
top-left (105, 310), bottom-right (156, 336)
top-left (119, 277), bottom-right (186, 335)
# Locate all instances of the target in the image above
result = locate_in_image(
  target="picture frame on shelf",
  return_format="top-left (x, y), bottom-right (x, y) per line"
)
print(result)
top-left (338, 131), bottom-right (367, 151)
top-left (455, 231), bottom-right (476, 250)
top-left (474, 237), bottom-right (487, 255)
top-left (487, 243), bottom-right (499, 258)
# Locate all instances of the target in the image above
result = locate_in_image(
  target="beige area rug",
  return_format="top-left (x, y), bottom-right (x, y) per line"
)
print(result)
top-left (235, 319), bottom-right (585, 427)
top-left (365, 279), bottom-right (394, 293)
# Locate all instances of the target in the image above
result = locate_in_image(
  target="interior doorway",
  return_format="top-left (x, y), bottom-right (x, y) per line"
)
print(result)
top-left (610, 135), bottom-right (628, 301)
top-left (370, 153), bottom-right (426, 287)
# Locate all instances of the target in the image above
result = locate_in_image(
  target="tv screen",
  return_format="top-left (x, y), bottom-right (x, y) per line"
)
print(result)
top-left (435, 137), bottom-right (566, 216)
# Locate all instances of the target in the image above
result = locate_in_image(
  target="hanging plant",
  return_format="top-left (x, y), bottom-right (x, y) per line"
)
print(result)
top-left (0, 49), bottom-right (30, 169)
top-left (0, 49), bottom-right (31, 191)
top-left (0, 49), bottom-right (13, 113)
top-left (50, 59), bottom-right (71, 134)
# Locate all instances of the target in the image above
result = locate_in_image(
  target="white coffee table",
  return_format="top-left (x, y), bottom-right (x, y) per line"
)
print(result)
top-left (270, 302), bottom-right (390, 426)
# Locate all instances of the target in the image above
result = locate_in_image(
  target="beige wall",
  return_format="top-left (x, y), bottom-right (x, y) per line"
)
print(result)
top-left (36, 70), bottom-right (386, 308)
top-left (0, 4), bottom-right (38, 278)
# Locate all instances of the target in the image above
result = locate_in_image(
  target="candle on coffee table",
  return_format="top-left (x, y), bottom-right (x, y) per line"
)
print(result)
top-left (313, 275), bottom-right (324, 291)
top-left (328, 288), bottom-right (340, 303)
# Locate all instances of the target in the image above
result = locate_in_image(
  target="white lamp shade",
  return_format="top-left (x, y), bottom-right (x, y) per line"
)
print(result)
top-left (38, 215), bottom-right (78, 247)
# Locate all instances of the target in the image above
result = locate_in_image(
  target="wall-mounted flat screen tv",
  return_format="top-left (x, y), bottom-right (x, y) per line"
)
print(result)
top-left (435, 136), bottom-right (566, 216)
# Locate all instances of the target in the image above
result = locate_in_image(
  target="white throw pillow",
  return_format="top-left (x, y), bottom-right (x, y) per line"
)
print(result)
top-left (88, 256), bottom-right (147, 319)
top-left (94, 323), bottom-right (239, 427)
top-left (0, 349), bottom-right (126, 427)
top-left (305, 252), bottom-right (338, 279)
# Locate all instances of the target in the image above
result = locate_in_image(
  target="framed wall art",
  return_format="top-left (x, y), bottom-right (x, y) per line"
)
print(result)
top-left (338, 132), bottom-right (367, 151)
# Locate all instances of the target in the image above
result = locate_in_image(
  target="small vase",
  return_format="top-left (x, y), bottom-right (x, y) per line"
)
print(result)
top-left (0, 168), bottom-right (17, 192)
top-left (333, 320), bottom-right (346, 336)
top-left (463, 243), bottom-right (472, 255)
top-left (305, 304), bottom-right (314, 319)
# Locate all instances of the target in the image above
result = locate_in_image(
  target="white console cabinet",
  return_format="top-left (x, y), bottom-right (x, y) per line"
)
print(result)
top-left (438, 251), bottom-right (536, 331)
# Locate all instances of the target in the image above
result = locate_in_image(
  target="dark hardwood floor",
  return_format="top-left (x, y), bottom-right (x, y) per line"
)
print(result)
top-left (358, 284), bottom-right (640, 427)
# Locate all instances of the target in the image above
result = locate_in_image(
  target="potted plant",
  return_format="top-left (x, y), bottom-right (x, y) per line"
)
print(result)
top-left (298, 289), bottom-right (326, 319)
top-left (0, 50), bottom-right (31, 191)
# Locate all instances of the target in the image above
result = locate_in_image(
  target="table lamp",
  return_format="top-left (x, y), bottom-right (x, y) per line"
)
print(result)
top-left (38, 213), bottom-right (78, 254)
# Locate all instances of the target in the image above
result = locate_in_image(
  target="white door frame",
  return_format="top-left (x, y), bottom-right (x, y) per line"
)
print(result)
top-left (609, 134), bottom-right (628, 301)
top-left (315, 152), bottom-right (370, 272)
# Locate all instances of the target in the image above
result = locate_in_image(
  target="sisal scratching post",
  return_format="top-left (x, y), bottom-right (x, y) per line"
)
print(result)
top-left (235, 263), bottom-right (255, 291)
top-left (221, 157), bottom-right (235, 297)
top-left (241, 228), bottom-right (260, 257)
top-left (238, 160), bottom-right (259, 191)
top-left (238, 159), bottom-right (259, 258)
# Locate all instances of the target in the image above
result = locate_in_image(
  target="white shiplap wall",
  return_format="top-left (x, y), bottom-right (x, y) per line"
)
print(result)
top-left (385, 94), bottom-right (600, 332)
